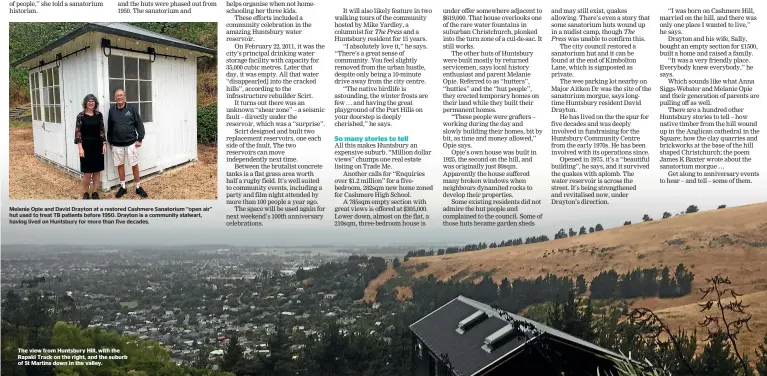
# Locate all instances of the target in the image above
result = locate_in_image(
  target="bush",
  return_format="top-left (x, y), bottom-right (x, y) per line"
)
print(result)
top-left (197, 102), bottom-right (217, 143)
top-left (598, 356), bottom-right (669, 376)
top-left (9, 67), bottom-right (31, 107)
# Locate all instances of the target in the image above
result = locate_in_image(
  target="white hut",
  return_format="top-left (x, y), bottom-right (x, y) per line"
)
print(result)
top-left (12, 23), bottom-right (216, 191)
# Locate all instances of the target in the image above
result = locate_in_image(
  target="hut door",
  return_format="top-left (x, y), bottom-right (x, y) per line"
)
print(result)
top-left (29, 72), bottom-right (44, 156)
top-left (32, 66), bottom-right (66, 166)
top-left (106, 55), bottom-right (157, 182)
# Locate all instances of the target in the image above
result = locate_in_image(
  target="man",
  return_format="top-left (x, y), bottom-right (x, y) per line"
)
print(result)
top-left (107, 89), bottom-right (148, 198)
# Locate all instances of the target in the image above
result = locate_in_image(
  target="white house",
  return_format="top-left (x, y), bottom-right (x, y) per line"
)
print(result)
top-left (12, 23), bottom-right (216, 191)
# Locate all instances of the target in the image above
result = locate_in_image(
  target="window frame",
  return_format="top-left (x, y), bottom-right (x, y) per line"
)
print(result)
top-left (107, 53), bottom-right (153, 122)
top-left (29, 72), bottom-right (42, 121)
top-left (34, 66), bottom-right (61, 123)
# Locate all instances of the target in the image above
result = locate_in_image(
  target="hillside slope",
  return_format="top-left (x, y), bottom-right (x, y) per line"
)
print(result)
top-left (372, 202), bottom-right (767, 351)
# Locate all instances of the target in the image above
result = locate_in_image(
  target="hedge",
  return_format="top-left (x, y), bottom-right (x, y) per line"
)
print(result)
top-left (197, 102), bottom-right (217, 143)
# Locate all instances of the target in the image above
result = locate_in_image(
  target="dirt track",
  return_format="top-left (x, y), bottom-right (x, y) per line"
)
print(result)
top-left (363, 263), bottom-right (396, 303)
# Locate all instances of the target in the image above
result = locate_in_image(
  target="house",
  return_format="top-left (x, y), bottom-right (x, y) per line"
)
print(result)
top-left (409, 296), bottom-right (626, 376)
top-left (12, 22), bottom-right (216, 190)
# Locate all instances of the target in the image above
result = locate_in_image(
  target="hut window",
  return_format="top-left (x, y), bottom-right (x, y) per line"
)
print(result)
top-left (109, 55), bottom-right (153, 122)
top-left (38, 67), bottom-right (61, 123)
top-left (30, 73), bottom-right (42, 121)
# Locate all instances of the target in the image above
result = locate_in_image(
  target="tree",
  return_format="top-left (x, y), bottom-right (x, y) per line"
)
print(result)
top-left (589, 227), bottom-right (595, 233)
top-left (699, 275), bottom-right (751, 375)
top-left (662, 212), bottom-right (672, 219)
top-left (576, 275), bottom-right (587, 295)
top-left (579, 226), bottom-right (587, 235)
top-left (599, 357), bottom-right (668, 376)
top-left (624, 308), bottom-right (696, 376)
top-left (685, 205), bottom-right (699, 213)
top-left (658, 267), bottom-right (673, 298)
top-left (499, 278), bottom-right (512, 301)
top-left (590, 270), bottom-right (619, 299)
top-left (718, 204), bottom-right (727, 209)
top-left (595, 223), bottom-right (604, 231)
top-left (756, 332), bottom-right (767, 376)
top-left (675, 264), bottom-right (694, 296)
top-left (694, 332), bottom-right (740, 376)
top-left (220, 336), bottom-right (243, 372)
top-left (624, 221), bottom-right (632, 226)
top-left (569, 228), bottom-right (577, 237)
top-left (547, 289), bottom-right (594, 341)
top-left (642, 214), bottom-right (652, 222)
top-left (474, 276), bottom-right (498, 304)
top-left (258, 315), bottom-right (293, 376)
top-left (392, 258), bottom-right (400, 268)
top-left (195, 346), bottom-right (210, 369)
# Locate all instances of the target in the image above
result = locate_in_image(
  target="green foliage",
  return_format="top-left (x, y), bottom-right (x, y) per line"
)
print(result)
top-left (546, 290), bottom-right (595, 341)
top-left (9, 23), bottom-right (85, 62)
top-left (598, 356), bottom-right (669, 376)
top-left (407, 233), bottom-right (551, 256)
top-left (577, 274), bottom-right (588, 294)
top-left (590, 265), bottom-right (693, 300)
top-left (404, 272), bottom-right (573, 315)
top-left (220, 336), bottom-right (243, 372)
top-left (686, 205), bottom-right (699, 213)
top-left (197, 102), bottom-right (217, 143)
top-left (755, 333), bottom-right (767, 376)
top-left (694, 332), bottom-right (740, 376)
top-left (522, 302), bottom-right (554, 324)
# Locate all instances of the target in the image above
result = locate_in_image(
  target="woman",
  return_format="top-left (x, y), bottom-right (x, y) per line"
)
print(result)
top-left (74, 94), bottom-right (106, 199)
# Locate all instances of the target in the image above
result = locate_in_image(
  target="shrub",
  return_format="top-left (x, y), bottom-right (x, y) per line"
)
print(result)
top-left (9, 67), bottom-right (30, 107)
top-left (197, 102), bottom-right (217, 143)
top-left (598, 356), bottom-right (669, 376)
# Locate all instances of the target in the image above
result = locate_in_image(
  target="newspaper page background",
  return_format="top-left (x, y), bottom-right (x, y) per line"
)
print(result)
top-left (2, 0), bottom-right (766, 375)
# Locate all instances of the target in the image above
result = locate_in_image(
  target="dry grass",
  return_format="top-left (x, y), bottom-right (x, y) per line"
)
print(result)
top-left (654, 290), bottom-right (767, 355)
top-left (363, 263), bottom-right (396, 303)
top-left (395, 286), bottom-right (413, 300)
top-left (9, 125), bottom-right (217, 200)
top-left (372, 202), bottom-right (767, 353)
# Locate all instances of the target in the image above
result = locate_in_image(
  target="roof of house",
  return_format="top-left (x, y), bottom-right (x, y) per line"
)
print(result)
top-left (409, 296), bottom-right (627, 376)
top-left (12, 22), bottom-right (216, 67)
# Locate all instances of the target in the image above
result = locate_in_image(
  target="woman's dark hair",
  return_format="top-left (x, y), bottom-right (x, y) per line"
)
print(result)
top-left (82, 94), bottom-right (99, 110)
